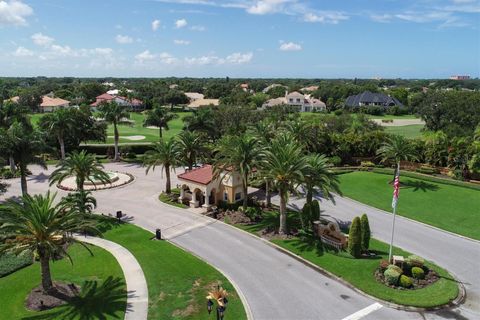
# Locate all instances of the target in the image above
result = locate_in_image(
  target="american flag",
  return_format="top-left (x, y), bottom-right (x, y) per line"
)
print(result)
top-left (392, 174), bottom-right (400, 209)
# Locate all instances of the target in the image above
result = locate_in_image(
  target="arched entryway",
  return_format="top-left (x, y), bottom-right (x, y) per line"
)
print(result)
top-left (193, 188), bottom-right (204, 207)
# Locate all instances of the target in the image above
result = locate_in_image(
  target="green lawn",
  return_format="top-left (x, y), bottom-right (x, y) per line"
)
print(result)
top-left (101, 221), bottom-right (246, 320)
top-left (235, 211), bottom-right (458, 308)
top-left (385, 124), bottom-right (425, 139)
top-left (0, 244), bottom-right (126, 319)
top-left (275, 238), bottom-right (458, 308)
top-left (29, 112), bottom-right (191, 144)
top-left (338, 171), bottom-right (480, 240)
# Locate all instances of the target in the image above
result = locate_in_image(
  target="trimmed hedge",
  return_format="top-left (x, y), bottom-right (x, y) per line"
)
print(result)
top-left (371, 168), bottom-right (480, 191)
top-left (0, 250), bottom-right (34, 277)
top-left (399, 275), bottom-right (413, 288)
top-left (412, 267), bottom-right (425, 280)
top-left (384, 268), bottom-right (401, 285)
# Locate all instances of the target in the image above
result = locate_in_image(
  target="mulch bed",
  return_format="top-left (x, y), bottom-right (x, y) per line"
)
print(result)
top-left (375, 268), bottom-right (440, 290)
top-left (26, 282), bottom-right (80, 311)
top-left (217, 210), bottom-right (252, 224)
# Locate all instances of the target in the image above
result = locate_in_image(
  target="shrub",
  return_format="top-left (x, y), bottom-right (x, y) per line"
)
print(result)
top-left (387, 264), bottom-right (403, 275)
top-left (379, 259), bottom-right (389, 272)
top-left (360, 214), bottom-right (371, 251)
top-left (0, 250), bottom-right (34, 277)
top-left (348, 217), bottom-right (362, 258)
top-left (406, 255), bottom-right (425, 268)
top-left (361, 161), bottom-right (375, 168)
top-left (217, 200), bottom-right (241, 211)
top-left (399, 275), bottom-right (413, 288)
top-left (415, 166), bottom-right (439, 175)
top-left (384, 268), bottom-right (401, 285)
top-left (412, 266), bottom-right (425, 279)
top-left (244, 207), bottom-right (262, 221)
top-left (126, 152), bottom-right (137, 159)
top-left (328, 156), bottom-right (342, 166)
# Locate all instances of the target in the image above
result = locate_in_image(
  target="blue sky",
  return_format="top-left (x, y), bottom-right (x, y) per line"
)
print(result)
top-left (0, 0), bottom-right (479, 78)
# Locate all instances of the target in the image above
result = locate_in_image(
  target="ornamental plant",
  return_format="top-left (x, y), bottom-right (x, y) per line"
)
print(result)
top-left (399, 275), bottom-right (413, 288)
top-left (384, 268), bottom-right (401, 285)
top-left (411, 266), bottom-right (425, 280)
top-left (406, 255), bottom-right (425, 268)
top-left (348, 217), bottom-right (362, 258)
top-left (360, 213), bottom-right (371, 252)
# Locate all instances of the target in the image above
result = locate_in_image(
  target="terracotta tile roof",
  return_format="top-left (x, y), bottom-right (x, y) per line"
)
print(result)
top-left (188, 99), bottom-right (219, 108)
top-left (177, 165), bottom-right (213, 185)
top-left (96, 93), bottom-right (115, 100)
top-left (40, 96), bottom-right (70, 107)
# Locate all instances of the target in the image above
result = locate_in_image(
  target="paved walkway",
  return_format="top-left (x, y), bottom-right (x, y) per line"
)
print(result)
top-left (74, 235), bottom-right (148, 320)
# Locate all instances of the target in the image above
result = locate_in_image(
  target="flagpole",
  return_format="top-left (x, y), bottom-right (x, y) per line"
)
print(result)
top-left (388, 163), bottom-right (400, 263)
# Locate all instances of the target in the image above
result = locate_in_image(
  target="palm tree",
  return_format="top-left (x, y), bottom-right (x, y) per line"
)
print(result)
top-left (98, 101), bottom-right (130, 161)
top-left (183, 108), bottom-right (218, 140)
top-left (60, 190), bottom-right (97, 215)
top-left (303, 154), bottom-right (341, 205)
top-left (263, 133), bottom-right (307, 234)
top-left (177, 130), bottom-right (206, 170)
top-left (7, 121), bottom-right (46, 196)
top-left (214, 134), bottom-right (264, 211)
top-left (49, 150), bottom-right (110, 192)
top-left (377, 135), bottom-right (418, 180)
top-left (0, 102), bottom-right (30, 171)
top-left (143, 106), bottom-right (178, 139)
top-left (0, 192), bottom-right (100, 293)
top-left (40, 108), bottom-right (75, 159)
top-left (143, 138), bottom-right (181, 194)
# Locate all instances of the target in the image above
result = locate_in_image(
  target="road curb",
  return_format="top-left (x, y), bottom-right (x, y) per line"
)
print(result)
top-left (188, 211), bottom-right (466, 313)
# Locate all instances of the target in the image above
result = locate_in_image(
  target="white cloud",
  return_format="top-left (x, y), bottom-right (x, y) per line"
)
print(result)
top-left (279, 42), bottom-right (302, 51)
top-left (395, 11), bottom-right (451, 23)
top-left (175, 18), bottom-right (188, 28)
top-left (370, 14), bottom-right (392, 23)
top-left (115, 34), bottom-right (133, 44)
top-left (92, 48), bottom-right (113, 56)
top-left (152, 19), bottom-right (161, 31)
top-left (159, 52), bottom-right (179, 64)
top-left (190, 25), bottom-right (206, 31)
top-left (246, 0), bottom-right (288, 15)
top-left (185, 55), bottom-right (219, 65)
top-left (13, 46), bottom-right (33, 56)
top-left (174, 39), bottom-right (190, 45)
top-left (31, 33), bottom-right (54, 47)
top-left (50, 44), bottom-right (75, 56)
top-left (0, 0), bottom-right (33, 26)
top-left (135, 50), bottom-right (155, 62)
top-left (303, 12), bottom-right (349, 24)
top-left (225, 52), bottom-right (253, 64)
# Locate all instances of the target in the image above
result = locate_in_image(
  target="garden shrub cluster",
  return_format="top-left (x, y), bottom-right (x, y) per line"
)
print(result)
top-left (347, 213), bottom-right (371, 258)
top-left (0, 168), bottom-right (32, 179)
top-left (0, 250), bottom-right (34, 277)
top-left (377, 254), bottom-right (438, 290)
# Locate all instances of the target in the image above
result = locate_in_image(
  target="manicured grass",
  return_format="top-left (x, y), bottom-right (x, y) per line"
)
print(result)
top-left (103, 112), bottom-right (191, 144)
top-left (0, 244), bottom-right (126, 319)
top-left (338, 171), bottom-right (480, 240)
top-left (385, 124), bottom-right (425, 139)
top-left (159, 189), bottom-right (189, 209)
top-left (274, 238), bottom-right (459, 308)
top-left (235, 211), bottom-right (458, 308)
top-left (102, 222), bottom-right (247, 320)
top-left (300, 112), bottom-right (420, 120)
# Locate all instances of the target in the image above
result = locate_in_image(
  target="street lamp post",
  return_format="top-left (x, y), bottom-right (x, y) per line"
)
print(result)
top-left (206, 285), bottom-right (228, 320)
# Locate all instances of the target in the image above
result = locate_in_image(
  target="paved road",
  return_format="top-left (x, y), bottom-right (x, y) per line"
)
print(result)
top-left (278, 190), bottom-right (480, 320)
top-left (1, 163), bottom-right (476, 320)
top-left (75, 236), bottom-right (148, 320)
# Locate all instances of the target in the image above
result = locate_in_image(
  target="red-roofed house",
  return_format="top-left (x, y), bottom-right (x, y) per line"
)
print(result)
top-left (90, 93), bottom-right (144, 111)
top-left (177, 164), bottom-right (244, 208)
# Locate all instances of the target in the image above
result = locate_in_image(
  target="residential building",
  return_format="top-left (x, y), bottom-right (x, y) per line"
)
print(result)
top-left (450, 75), bottom-right (470, 80)
top-left (262, 83), bottom-right (287, 93)
top-left (184, 92), bottom-right (205, 102)
top-left (90, 93), bottom-right (143, 111)
top-left (262, 91), bottom-right (326, 112)
top-left (6, 94), bottom-right (70, 112)
top-left (187, 98), bottom-right (220, 109)
top-left (300, 85), bottom-right (319, 92)
top-left (344, 91), bottom-right (403, 108)
top-left (177, 165), bottom-right (244, 208)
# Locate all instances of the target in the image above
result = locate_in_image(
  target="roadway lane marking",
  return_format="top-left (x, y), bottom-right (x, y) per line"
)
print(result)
top-left (341, 303), bottom-right (383, 320)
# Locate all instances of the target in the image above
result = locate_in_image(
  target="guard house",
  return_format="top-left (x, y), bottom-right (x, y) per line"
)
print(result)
top-left (177, 165), bottom-right (244, 208)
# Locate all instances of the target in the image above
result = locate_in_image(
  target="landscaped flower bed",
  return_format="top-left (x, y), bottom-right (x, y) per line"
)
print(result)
top-left (375, 255), bottom-right (440, 290)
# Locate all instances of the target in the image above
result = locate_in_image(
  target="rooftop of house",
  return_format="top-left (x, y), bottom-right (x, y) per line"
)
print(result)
top-left (345, 91), bottom-right (403, 107)
top-left (188, 98), bottom-right (220, 108)
top-left (40, 96), bottom-right (70, 107)
top-left (300, 85), bottom-right (319, 92)
top-left (286, 91), bottom-right (304, 98)
top-left (184, 92), bottom-right (205, 100)
top-left (177, 165), bottom-right (213, 185)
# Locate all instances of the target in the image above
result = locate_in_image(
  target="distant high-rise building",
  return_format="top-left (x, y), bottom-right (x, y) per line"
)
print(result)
top-left (450, 75), bottom-right (470, 80)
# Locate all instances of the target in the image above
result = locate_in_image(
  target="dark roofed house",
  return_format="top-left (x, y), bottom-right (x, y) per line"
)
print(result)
top-left (344, 91), bottom-right (403, 108)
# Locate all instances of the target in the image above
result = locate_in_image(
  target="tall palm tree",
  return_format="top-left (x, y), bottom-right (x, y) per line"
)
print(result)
top-left (7, 121), bottom-right (46, 196)
top-left (177, 130), bottom-right (206, 171)
top-left (0, 192), bottom-right (100, 293)
top-left (303, 154), bottom-right (341, 205)
top-left (214, 134), bottom-right (264, 211)
top-left (183, 108), bottom-right (218, 140)
top-left (263, 133), bottom-right (307, 234)
top-left (143, 138), bottom-right (181, 194)
top-left (98, 101), bottom-right (130, 161)
top-left (40, 108), bottom-right (76, 159)
top-left (49, 150), bottom-right (110, 192)
top-left (377, 135), bottom-right (418, 180)
top-left (0, 102), bottom-right (30, 171)
top-left (143, 106), bottom-right (178, 139)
